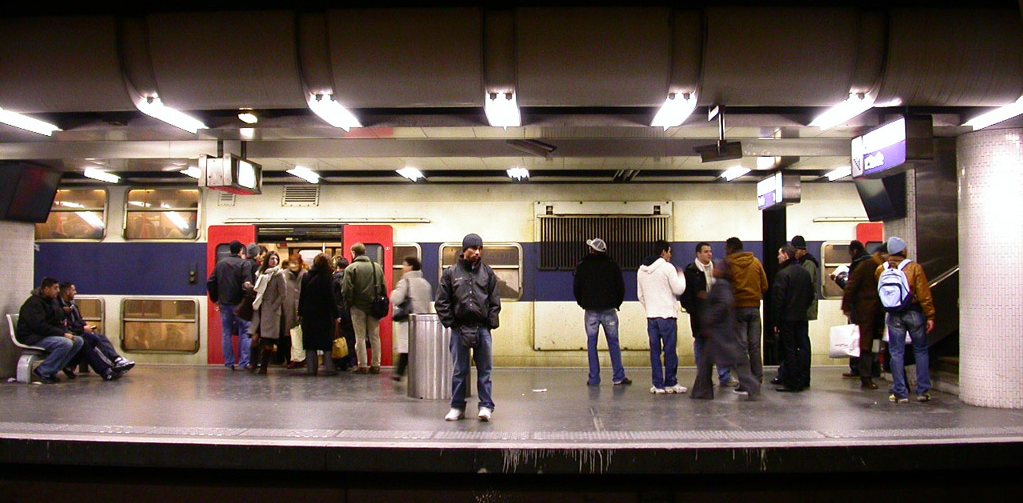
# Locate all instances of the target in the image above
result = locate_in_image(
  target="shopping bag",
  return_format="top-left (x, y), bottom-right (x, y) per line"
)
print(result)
top-left (829, 324), bottom-right (861, 358)
top-left (332, 337), bottom-right (349, 359)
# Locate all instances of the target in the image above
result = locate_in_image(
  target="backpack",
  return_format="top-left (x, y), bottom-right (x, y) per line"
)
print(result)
top-left (878, 259), bottom-right (914, 312)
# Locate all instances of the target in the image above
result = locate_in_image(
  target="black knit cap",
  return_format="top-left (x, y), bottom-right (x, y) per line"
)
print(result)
top-left (791, 235), bottom-right (807, 250)
top-left (462, 233), bottom-right (483, 252)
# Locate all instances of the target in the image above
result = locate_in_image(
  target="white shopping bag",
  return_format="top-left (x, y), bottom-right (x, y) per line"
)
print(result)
top-left (829, 324), bottom-right (861, 358)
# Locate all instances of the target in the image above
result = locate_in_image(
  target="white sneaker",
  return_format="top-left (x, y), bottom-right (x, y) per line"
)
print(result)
top-left (444, 408), bottom-right (465, 421)
top-left (666, 384), bottom-right (688, 394)
top-left (478, 407), bottom-right (493, 422)
top-left (650, 386), bottom-right (667, 394)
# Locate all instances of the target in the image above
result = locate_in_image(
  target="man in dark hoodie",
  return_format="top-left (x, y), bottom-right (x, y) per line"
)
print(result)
top-left (436, 233), bottom-right (501, 422)
top-left (772, 246), bottom-right (816, 392)
top-left (725, 237), bottom-right (769, 390)
top-left (16, 277), bottom-right (85, 384)
top-left (573, 238), bottom-right (631, 387)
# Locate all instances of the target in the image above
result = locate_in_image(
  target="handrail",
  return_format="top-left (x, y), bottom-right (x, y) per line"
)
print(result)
top-left (929, 266), bottom-right (959, 289)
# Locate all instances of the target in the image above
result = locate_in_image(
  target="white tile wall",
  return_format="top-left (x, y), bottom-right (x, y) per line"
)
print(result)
top-left (958, 128), bottom-right (1023, 409)
top-left (0, 221), bottom-right (37, 379)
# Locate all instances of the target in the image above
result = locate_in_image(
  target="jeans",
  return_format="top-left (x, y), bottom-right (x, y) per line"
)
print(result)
top-left (67, 331), bottom-right (114, 376)
top-left (735, 307), bottom-right (764, 382)
top-left (886, 309), bottom-right (931, 398)
top-left (779, 320), bottom-right (811, 390)
top-left (450, 327), bottom-right (494, 412)
top-left (585, 309), bottom-right (626, 385)
top-left (35, 335), bottom-right (84, 377)
top-left (219, 303), bottom-right (251, 368)
top-left (647, 318), bottom-right (678, 389)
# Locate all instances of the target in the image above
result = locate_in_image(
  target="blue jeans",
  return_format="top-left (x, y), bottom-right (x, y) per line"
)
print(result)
top-left (585, 309), bottom-right (626, 385)
top-left (693, 336), bottom-right (733, 384)
top-left (450, 327), bottom-right (494, 412)
top-left (219, 303), bottom-right (251, 368)
top-left (887, 309), bottom-right (931, 398)
top-left (35, 335), bottom-right (84, 377)
top-left (647, 318), bottom-right (678, 388)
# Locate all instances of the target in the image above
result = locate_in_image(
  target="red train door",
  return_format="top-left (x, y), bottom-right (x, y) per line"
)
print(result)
top-left (343, 225), bottom-right (394, 366)
top-left (206, 225), bottom-right (257, 365)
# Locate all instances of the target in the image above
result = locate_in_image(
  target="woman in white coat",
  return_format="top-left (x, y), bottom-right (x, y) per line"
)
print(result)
top-left (390, 256), bottom-right (433, 381)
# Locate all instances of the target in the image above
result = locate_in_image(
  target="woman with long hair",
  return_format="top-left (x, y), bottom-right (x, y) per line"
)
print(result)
top-left (249, 251), bottom-right (285, 374)
top-left (298, 253), bottom-right (339, 376)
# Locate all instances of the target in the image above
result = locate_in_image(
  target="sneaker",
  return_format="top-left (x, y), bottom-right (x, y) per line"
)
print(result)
top-left (613, 377), bottom-right (633, 386)
top-left (917, 393), bottom-right (932, 402)
top-left (356, 367), bottom-right (370, 374)
top-left (444, 408), bottom-right (465, 421)
top-left (720, 379), bottom-right (739, 388)
top-left (369, 366), bottom-right (381, 374)
top-left (102, 370), bottom-right (122, 381)
top-left (732, 387), bottom-right (749, 396)
top-left (113, 359), bottom-right (135, 373)
top-left (665, 384), bottom-right (688, 394)
top-left (649, 386), bottom-right (667, 394)
top-left (478, 408), bottom-right (493, 422)
top-left (889, 394), bottom-right (909, 403)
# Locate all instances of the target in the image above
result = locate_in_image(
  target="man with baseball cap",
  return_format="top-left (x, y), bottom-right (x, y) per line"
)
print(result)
top-left (573, 238), bottom-right (631, 386)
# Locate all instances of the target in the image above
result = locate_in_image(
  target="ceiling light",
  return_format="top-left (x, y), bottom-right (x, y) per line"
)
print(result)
top-left (721, 166), bottom-right (751, 182)
top-left (240, 127), bottom-right (255, 139)
top-left (180, 167), bottom-right (202, 179)
top-left (308, 94), bottom-right (361, 131)
top-left (59, 201), bottom-right (84, 208)
top-left (0, 106), bottom-right (61, 136)
top-left (506, 167), bottom-right (530, 181)
top-left (134, 96), bottom-right (207, 134)
top-left (484, 92), bottom-right (521, 129)
top-left (825, 166), bottom-right (852, 181)
top-left (396, 167), bottom-right (425, 182)
top-left (964, 96), bottom-right (1023, 131)
top-left (237, 112), bottom-right (258, 124)
top-left (651, 92), bottom-right (698, 130)
top-left (286, 166), bottom-right (320, 184)
top-left (83, 168), bottom-right (120, 184)
top-left (756, 156), bottom-right (777, 170)
top-left (809, 93), bottom-right (875, 131)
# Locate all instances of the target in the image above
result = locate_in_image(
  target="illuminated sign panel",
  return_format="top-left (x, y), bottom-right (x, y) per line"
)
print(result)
top-left (757, 172), bottom-right (801, 210)
top-left (199, 154), bottom-right (262, 195)
top-left (851, 116), bottom-right (933, 179)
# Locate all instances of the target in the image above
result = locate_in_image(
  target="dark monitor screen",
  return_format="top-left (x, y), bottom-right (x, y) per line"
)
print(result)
top-left (854, 171), bottom-right (906, 222)
top-left (0, 162), bottom-right (62, 223)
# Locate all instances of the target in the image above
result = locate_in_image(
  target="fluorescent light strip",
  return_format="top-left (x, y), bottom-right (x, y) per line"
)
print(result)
top-left (135, 96), bottom-right (207, 134)
top-left (651, 93), bottom-right (698, 130)
top-left (809, 93), bottom-right (875, 131)
top-left (237, 112), bottom-right (258, 124)
top-left (506, 167), bottom-right (530, 180)
top-left (180, 167), bottom-right (202, 179)
top-left (396, 167), bottom-right (425, 182)
top-left (964, 96), bottom-right (1023, 130)
top-left (83, 168), bottom-right (120, 184)
top-left (286, 166), bottom-right (320, 184)
top-left (240, 127), bottom-right (255, 139)
top-left (721, 166), bottom-right (751, 182)
top-left (484, 92), bottom-right (521, 129)
top-left (308, 94), bottom-right (361, 131)
top-left (0, 106), bottom-right (61, 136)
top-left (165, 211), bottom-right (190, 231)
top-left (756, 157), bottom-right (776, 170)
top-left (76, 212), bottom-right (106, 229)
top-left (825, 166), bottom-right (852, 181)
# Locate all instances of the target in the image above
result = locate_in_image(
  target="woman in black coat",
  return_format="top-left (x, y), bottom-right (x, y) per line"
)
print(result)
top-left (298, 253), bottom-right (339, 376)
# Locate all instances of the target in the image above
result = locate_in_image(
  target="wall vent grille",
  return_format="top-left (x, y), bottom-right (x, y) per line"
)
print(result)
top-left (282, 186), bottom-right (320, 207)
top-left (217, 192), bottom-right (236, 206)
top-left (538, 216), bottom-right (670, 271)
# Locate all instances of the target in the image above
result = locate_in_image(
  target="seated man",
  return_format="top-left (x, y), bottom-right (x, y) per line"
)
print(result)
top-left (58, 282), bottom-right (134, 375)
top-left (15, 278), bottom-right (84, 384)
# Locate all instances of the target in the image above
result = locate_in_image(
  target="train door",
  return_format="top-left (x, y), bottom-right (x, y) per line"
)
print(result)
top-left (343, 225), bottom-right (394, 366)
top-left (206, 225), bottom-right (257, 365)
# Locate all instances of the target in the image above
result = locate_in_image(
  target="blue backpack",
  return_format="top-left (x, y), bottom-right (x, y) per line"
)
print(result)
top-left (878, 259), bottom-right (914, 312)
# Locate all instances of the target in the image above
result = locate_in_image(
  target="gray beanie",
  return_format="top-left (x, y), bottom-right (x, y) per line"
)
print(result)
top-left (462, 233), bottom-right (483, 252)
top-left (246, 243), bottom-right (260, 259)
top-left (887, 237), bottom-right (907, 255)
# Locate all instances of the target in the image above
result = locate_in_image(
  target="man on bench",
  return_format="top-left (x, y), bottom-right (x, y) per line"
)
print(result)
top-left (59, 282), bottom-right (134, 377)
top-left (16, 278), bottom-right (84, 384)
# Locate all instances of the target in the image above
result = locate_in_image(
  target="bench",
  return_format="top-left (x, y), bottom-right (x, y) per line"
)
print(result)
top-left (6, 314), bottom-right (49, 383)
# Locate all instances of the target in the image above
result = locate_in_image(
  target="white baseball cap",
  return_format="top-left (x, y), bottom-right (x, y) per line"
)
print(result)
top-left (586, 238), bottom-right (607, 253)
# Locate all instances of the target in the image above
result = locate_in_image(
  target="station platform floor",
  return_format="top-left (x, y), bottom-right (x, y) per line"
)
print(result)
top-left (2, 365), bottom-right (1022, 476)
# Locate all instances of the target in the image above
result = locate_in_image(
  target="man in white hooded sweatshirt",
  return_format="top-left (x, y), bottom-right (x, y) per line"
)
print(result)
top-left (637, 239), bottom-right (688, 394)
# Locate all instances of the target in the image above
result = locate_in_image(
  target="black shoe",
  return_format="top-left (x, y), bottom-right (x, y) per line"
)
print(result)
top-left (770, 377), bottom-right (783, 385)
top-left (113, 359), bottom-right (135, 373)
top-left (102, 370), bottom-right (122, 381)
top-left (613, 377), bottom-right (633, 386)
top-left (33, 368), bottom-right (58, 384)
top-left (62, 368), bottom-right (77, 380)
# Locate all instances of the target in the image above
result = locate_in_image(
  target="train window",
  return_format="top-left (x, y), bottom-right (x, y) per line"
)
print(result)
top-left (439, 243), bottom-right (523, 301)
top-left (74, 297), bottom-right (105, 335)
top-left (821, 241), bottom-right (850, 299)
top-left (120, 298), bottom-right (200, 353)
top-left (393, 244), bottom-right (422, 283)
top-left (124, 189), bottom-right (200, 240)
top-left (35, 189), bottom-right (107, 241)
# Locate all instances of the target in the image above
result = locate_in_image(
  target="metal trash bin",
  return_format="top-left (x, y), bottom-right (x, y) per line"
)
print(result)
top-left (407, 314), bottom-right (453, 400)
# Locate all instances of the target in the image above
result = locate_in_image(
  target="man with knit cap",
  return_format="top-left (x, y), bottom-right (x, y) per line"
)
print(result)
top-left (775, 235), bottom-right (820, 384)
top-left (637, 239), bottom-right (687, 394)
top-left (875, 236), bottom-right (936, 403)
top-left (725, 237), bottom-right (769, 390)
top-left (574, 237), bottom-right (631, 386)
top-left (436, 233), bottom-right (501, 421)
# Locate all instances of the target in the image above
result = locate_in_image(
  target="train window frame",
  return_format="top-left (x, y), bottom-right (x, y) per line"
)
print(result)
top-left (119, 297), bottom-right (201, 354)
top-left (73, 296), bottom-right (105, 335)
top-left (438, 242), bottom-right (523, 301)
top-left (393, 243), bottom-right (423, 284)
top-left (821, 241), bottom-right (852, 300)
top-left (35, 188), bottom-right (109, 242)
top-left (123, 187), bottom-right (202, 242)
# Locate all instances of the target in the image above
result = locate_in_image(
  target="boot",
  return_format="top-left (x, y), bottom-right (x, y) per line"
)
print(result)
top-left (257, 345), bottom-right (272, 374)
top-left (861, 377), bottom-right (878, 389)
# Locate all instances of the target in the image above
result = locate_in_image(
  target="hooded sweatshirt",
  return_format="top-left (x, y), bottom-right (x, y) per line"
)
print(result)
top-left (727, 252), bottom-right (769, 308)
top-left (637, 257), bottom-right (687, 319)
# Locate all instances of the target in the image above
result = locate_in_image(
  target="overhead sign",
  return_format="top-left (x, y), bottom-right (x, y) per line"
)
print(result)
top-left (851, 116), bottom-right (933, 179)
top-left (199, 154), bottom-right (262, 195)
top-left (757, 172), bottom-right (801, 210)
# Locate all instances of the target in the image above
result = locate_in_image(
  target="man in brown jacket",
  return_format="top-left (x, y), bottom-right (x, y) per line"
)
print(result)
top-left (725, 237), bottom-right (769, 389)
top-left (841, 243), bottom-right (888, 389)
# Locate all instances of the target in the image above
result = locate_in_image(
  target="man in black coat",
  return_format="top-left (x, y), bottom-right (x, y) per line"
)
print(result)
top-left (681, 242), bottom-right (734, 388)
top-left (15, 277), bottom-right (84, 384)
top-left (573, 238), bottom-right (631, 387)
top-left (771, 246), bottom-right (816, 392)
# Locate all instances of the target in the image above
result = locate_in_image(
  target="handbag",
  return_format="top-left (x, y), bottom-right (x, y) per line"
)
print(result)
top-left (829, 324), bottom-right (861, 358)
top-left (392, 278), bottom-right (412, 322)
top-left (234, 289), bottom-right (256, 321)
top-left (369, 263), bottom-right (390, 319)
top-left (332, 336), bottom-right (349, 359)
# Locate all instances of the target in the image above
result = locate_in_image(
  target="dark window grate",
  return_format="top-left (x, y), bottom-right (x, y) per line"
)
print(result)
top-left (538, 216), bottom-right (670, 271)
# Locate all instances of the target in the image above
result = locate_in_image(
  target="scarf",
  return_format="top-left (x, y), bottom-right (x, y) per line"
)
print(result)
top-left (252, 266), bottom-right (280, 310)
top-left (694, 259), bottom-right (715, 290)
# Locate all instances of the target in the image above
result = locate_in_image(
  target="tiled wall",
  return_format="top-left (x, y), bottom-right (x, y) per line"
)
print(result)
top-left (0, 221), bottom-right (37, 379)
top-left (958, 128), bottom-right (1023, 409)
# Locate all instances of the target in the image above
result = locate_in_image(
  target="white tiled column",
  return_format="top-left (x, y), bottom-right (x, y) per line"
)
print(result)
top-left (958, 128), bottom-right (1023, 409)
top-left (0, 221), bottom-right (37, 379)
